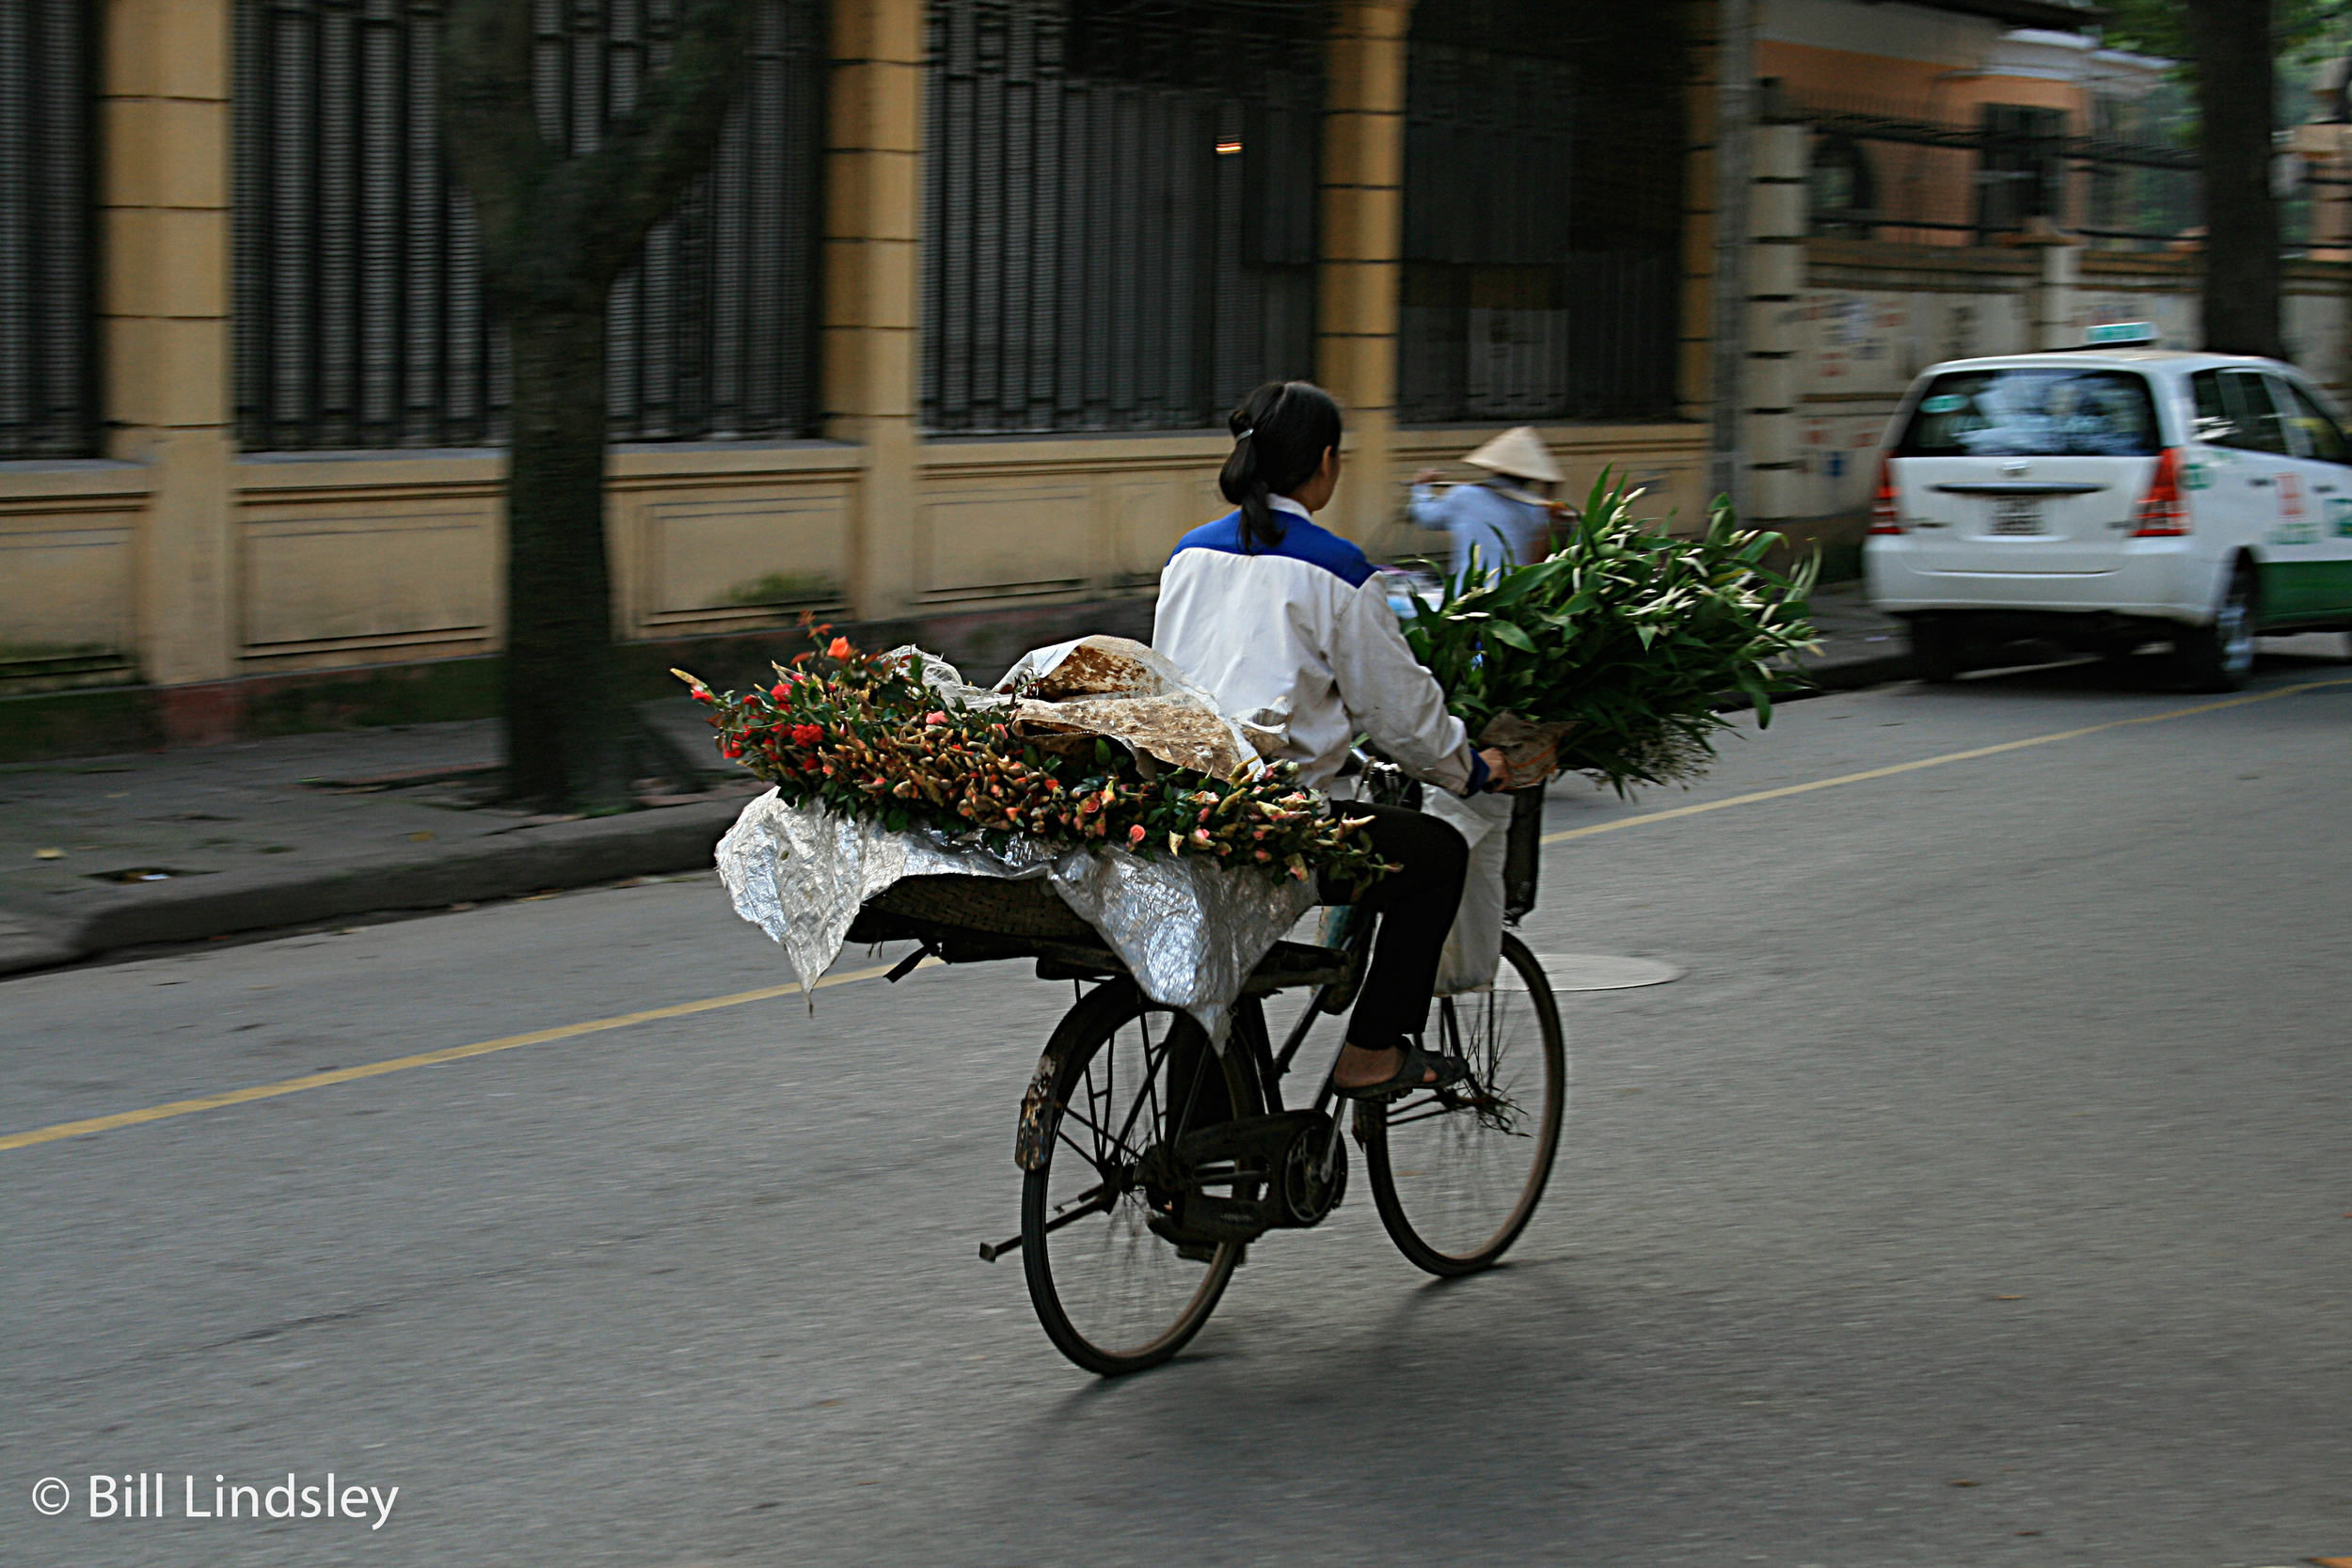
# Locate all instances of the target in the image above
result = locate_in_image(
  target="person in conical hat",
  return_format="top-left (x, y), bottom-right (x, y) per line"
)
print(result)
top-left (1406, 426), bottom-right (1563, 578)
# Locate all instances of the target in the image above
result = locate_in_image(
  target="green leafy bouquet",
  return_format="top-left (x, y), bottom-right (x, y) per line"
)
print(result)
top-left (1401, 473), bottom-right (1819, 793)
top-left (675, 627), bottom-right (1390, 884)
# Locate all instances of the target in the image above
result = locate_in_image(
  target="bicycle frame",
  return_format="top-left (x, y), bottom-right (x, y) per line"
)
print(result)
top-left (1227, 902), bottom-right (1378, 1187)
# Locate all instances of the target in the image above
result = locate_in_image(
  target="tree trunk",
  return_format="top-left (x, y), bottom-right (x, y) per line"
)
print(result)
top-left (2186, 0), bottom-right (2282, 357)
top-left (503, 303), bottom-right (626, 811)
top-left (440, 0), bottom-right (757, 812)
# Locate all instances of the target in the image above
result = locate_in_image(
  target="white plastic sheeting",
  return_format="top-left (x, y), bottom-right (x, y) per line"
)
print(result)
top-left (715, 791), bottom-right (1315, 1047)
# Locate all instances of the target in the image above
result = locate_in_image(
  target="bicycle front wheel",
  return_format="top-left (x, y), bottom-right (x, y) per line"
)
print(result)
top-left (1361, 932), bottom-right (1566, 1276)
top-left (1020, 981), bottom-right (1259, 1375)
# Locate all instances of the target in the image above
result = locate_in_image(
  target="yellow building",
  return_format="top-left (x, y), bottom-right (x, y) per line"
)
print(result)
top-left (19, 0), bottom-right (2230, 760)
top-left (0, 0), bottom-right (1732, 757)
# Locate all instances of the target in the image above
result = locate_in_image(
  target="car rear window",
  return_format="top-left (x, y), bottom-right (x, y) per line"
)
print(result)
top-left (1897, 368), bottom-right (2162, 457)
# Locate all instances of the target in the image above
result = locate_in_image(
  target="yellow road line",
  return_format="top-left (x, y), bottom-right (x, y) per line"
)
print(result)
top-left (1542, 674), bottom-right (2352, 847)
top-left (0, 958), bottom-right (935, 1154)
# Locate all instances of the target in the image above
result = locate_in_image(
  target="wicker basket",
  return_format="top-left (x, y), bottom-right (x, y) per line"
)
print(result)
top-left (863, 874), bottom-right (1098, 942)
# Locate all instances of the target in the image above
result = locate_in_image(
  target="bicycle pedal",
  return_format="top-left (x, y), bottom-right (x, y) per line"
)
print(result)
top-left (1148, 1196), bottom-right (1266, 1250)
top-left (1181, 1195), bottom-right (1270, 1242)
top-left (1168, 1238), bottom-right (1248, 1266)
top-left (1148, 1214), bottom-right (1226, 1253)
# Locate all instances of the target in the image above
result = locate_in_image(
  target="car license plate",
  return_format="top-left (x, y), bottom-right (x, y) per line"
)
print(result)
top-left (1989, 498), bottom-right (2044, 535)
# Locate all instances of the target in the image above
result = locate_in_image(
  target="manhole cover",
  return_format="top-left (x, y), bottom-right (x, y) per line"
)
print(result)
top-left (1522, 954), bottom-right (1685, 991)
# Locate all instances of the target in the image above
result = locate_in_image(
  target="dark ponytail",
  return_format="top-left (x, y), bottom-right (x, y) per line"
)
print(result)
top-left (1218, 381), bottom-right (1343, 553)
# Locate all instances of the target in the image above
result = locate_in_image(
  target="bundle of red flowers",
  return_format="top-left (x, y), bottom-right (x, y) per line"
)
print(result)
top-left (675, 626), bottom-right (1390, 886)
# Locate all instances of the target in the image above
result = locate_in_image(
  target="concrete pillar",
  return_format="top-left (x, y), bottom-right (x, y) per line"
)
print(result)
top-left (1315, 0), bottom-right (1410, 545)
top-left (1703, 0), bottom-right (1756, 510)
top-left (822, 0), bottom-right (925, 621)
top-left (1680, 0), bottom-right (1725, 429)
top-left (1743, 120), bottom-right (1806, 527)
top-left (103, 0), bottom-right (237, 715)
top-left (2287, 123), bottom-right (2350, 261)
top-left (2030, 231), bottom-right (2082, 351)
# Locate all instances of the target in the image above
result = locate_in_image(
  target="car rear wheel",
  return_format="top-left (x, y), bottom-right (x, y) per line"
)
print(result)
top-left (1908, 616), bottom-right (1967, 684)
top-left (2171, 562), bottom-right (2258, 692)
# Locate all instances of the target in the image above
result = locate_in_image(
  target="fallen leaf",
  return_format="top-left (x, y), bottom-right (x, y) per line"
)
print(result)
top-left (34, 847), bottom-right (63, 860)
top-left (2307, 1558), bottom-right (2352, 1567)
top-left (1947, 1479), bottom-right (1980, 1487)
top-left (1993, 1294), bottom-right (2024, 1301)
top-left (408, 830), bottom-right (436, 842)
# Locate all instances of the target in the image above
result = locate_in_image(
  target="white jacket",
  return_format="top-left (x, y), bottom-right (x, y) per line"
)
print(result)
top-left (1152, 496), bottom-right (1480, 795)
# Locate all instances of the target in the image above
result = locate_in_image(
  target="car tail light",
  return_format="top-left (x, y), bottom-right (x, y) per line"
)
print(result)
top-left (2131, 448), bottom-right (2190, 536)
top-left (1869, 454), bottom-right (1901, 534)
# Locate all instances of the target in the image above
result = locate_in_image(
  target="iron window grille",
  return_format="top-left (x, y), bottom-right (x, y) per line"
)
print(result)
top-left (1398, 0), bottom-right (1685, 426)
top-left (0, 0), bottom-right (99, 459)
top-left (921, 0), bottom-right (1325, 435)
top-left (233, 0), bottom-right (826, 452)
top-left (1976, 103), bottom-right (2068, 240)
top-left (1786, 91), bottom-right (2204, 250)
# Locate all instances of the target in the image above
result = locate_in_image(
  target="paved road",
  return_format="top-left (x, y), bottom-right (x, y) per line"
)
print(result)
top-left (5, 645), bottom-right (2349, 1568)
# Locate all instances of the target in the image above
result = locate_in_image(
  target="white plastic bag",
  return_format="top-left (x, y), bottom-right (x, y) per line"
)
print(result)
top-left (1421, 788), bottom-right (1517, 995)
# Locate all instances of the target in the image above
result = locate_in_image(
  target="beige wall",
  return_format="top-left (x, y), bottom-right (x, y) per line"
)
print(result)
top-left (0, 463), bottom-right (149, 687)
top-left (0, 0), bottom-right (1717, 705)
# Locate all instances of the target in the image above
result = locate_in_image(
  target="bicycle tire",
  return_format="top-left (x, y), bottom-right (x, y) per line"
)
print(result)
top-left (1021, 981), bottom-right (1260, 1375)
top-left (1361, 932), bottom-right (1566, 1276)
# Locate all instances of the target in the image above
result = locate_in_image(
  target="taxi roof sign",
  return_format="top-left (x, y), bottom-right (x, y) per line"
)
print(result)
top-left (2084, 322), bottom-right (2158, 346)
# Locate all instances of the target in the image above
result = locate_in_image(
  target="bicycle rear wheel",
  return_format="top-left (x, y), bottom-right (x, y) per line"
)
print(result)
top-left (1020, 981), bottom-right (1260, 1375)
top-left (1361, 931), bottom-right (1565, 1276)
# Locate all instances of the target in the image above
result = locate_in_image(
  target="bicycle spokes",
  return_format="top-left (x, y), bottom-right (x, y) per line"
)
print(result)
top-left (1021, 988), bottom-right (1256, 1374)
top-left (1361, 934), bottom-right (1567, 1275)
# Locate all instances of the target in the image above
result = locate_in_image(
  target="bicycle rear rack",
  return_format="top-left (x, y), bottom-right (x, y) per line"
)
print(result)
top-left (850, 894), bottom-right (1359, 1000)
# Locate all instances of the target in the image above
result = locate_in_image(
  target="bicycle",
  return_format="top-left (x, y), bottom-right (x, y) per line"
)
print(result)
top-left (845, 768), bottom-right (1566, 1376)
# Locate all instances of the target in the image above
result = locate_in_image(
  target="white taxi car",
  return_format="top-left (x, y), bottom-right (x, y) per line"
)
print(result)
top-left (1865, 326), bottom-right (2352, 689)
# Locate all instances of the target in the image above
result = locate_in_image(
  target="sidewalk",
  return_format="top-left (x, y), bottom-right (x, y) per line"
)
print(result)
top-left (0, 597), bottom-right (1912, 975)
top-left (1788, 579), bottom-right (1909, 689)
top-left (0, 702), bottom-right (759, 974)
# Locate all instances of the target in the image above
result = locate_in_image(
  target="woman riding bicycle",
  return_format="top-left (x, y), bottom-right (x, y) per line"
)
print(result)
top-left (1152, 380), bottom-right (1510, 1100)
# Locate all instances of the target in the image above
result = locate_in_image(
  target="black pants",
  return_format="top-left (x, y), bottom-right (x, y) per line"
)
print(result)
top-left (1317, 801), bottom-right (1470, 1054)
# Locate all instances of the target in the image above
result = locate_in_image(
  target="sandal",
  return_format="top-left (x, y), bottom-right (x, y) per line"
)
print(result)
top-left (1333, 1042), bottom-right (1469, 1101)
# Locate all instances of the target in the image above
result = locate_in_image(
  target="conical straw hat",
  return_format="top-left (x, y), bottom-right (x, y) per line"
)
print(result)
top-left (1461, 426), bottom-right (1562, 485)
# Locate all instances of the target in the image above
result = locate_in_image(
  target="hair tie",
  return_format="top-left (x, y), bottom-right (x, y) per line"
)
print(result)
top-left (1236, 428), bottom-right (1254, 439)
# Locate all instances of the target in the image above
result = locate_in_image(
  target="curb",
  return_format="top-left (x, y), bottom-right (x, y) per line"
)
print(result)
top-left (0, 913), bottom-right (78, 974)
top-left (0, 799), bottom-right (745, 976)
top-left (1801, 653), bottom-right (1914, 692)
